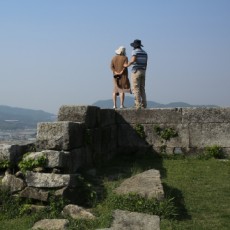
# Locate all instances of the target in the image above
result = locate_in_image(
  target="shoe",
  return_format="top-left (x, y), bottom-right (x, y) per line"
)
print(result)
top-left (113, 106), bottom-right (117, 109)
top-left (120, 105), bottom-right (125, 109)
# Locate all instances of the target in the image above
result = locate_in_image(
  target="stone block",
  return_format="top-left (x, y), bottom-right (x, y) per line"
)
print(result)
top-left (58, 105), bottom-right (100, 128)
top-left (115, 169), bottom-right (164, 200)
top-left (189, 123), bottom-right (230, 147)
top-left (36, 121), bottom-right (84, 151)
top-left (2, 173), bottom-right (26, 193)
top-left (62, 204), bottom-right (95, 219)
top-left (182, 107), bottom-right (230, 123)
top-left (32, 219), bottom-right (69, 230)
top-left (110, 210), bottom-right (160, 230)
top-left (19, 187), bottom-right (49, 201)
top-left (116, 108), bottom-right (182, 124)
top-left (25, 171), bottom-right (80, 188)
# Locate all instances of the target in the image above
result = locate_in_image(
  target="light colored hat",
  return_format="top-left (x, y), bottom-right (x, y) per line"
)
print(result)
top-left (115, 46), bottom-right (126, 55)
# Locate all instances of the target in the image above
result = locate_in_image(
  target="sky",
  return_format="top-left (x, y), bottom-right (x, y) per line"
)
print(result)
top-left (0, 0), bottom-right (230, 114)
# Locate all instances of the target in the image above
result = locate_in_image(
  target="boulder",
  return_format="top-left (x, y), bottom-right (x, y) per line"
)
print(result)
top-left (32, 219), bottom-right (69, 230)
top-left (62, 204), bottom-right (95, 219)
top-left (115, 169), bottom-right (164, 200)
top-left (36, 121), bottom-right (84, 151)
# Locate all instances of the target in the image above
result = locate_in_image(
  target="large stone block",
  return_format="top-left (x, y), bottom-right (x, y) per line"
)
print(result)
top-left (116, 108), bottom-right (182, 124)
top-left (182, 107), bottom-right (230, 123)
top-left (32, 219), bottom-right (69, 230)
top-left (25, 171), bottom-right (80, 188)
top-left (2, 173), bottom-right (26, 193)
top-left (58, 105), bottom-right (100, 128)
top-left (115, 169), bottom-right (164, 200)
top-left (189, 123), bottom-right (230, 147)
top-left (36, 121), bottom-right (84, 151)
top-left (109, 210), bottom-right (160, 230)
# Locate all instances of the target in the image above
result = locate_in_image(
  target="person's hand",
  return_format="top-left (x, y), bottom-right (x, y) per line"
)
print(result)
top-left (118, 68), bottom-right (125, 75)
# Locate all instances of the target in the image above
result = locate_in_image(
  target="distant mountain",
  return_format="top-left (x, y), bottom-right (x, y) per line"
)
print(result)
top-left (92, 96), bottom-right (218, 109)
top-left (0, 105), bottom-right (56, 130)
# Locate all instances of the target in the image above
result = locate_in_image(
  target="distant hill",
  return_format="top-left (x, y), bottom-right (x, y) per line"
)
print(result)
top-left (0, 105), bottom-right (56, 130)
top-left (92, 96), bottom-right (218, 109)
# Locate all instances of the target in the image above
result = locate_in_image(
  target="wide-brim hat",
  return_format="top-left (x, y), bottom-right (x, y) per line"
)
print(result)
top-left (115, 46), bottom-right (126, 55)
top-left (130, 39), bottom-right (143, 48)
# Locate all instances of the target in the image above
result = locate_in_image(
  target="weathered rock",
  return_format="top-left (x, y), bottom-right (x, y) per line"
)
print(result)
top-left (19, 187), bottom-right (49, 201)
top-left (58, 105), bottom-right (100, 128)
top-left (97, 209), bottom-right (160, 230)
top-left (62, 204), bottom-right (95, 219)
top-left (25, 171), bottom-right (80, 188)
top-left (32, 219), bottom-right (69, 230)
top-left (36, 121), bottom-right (84, 151)
top-left (113, 209), bottom-right (160, 230)
top-left (1, 172), bottom-right (26, 193)
top-left (115, 169), bottom-right (164, 200)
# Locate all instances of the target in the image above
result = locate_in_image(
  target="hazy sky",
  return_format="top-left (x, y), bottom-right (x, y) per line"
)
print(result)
top-left (1, 0), bottom-right (230, 114)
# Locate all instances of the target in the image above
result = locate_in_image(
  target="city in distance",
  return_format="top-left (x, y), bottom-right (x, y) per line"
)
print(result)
top-left (0, 105), bottom-right (56, 142)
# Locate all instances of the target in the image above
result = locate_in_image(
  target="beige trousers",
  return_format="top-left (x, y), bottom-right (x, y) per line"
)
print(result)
top-left (131, 69), bottom-right (147, 108)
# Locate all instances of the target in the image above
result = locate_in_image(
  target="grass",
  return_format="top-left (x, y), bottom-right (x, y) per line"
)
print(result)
top-left (160, 158), bottom-right (230, 229)
top-left (0, 153), bottom-right (229, 229)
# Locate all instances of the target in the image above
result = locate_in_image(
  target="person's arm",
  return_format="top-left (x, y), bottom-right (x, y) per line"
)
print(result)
top-left (123, 55), bottom-right (136, 67)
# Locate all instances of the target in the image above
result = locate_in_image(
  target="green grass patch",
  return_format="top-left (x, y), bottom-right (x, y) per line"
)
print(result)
top-left (160, 158), bottom-right (230, 229)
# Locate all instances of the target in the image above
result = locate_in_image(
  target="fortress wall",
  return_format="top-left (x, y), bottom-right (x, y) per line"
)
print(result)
top-left (35, 106), bottom-right (230, 171)
top-left (116, 107), bottom-right (230, 155)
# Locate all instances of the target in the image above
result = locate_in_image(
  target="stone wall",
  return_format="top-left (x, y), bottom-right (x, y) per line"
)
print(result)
top-left (116, 107), bottom-right (230, 155)
top-left (36, 106), bottom-right (230, 162)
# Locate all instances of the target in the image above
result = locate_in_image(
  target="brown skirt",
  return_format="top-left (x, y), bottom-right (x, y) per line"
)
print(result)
top-left (113, 74), bottom-right (131, 94)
